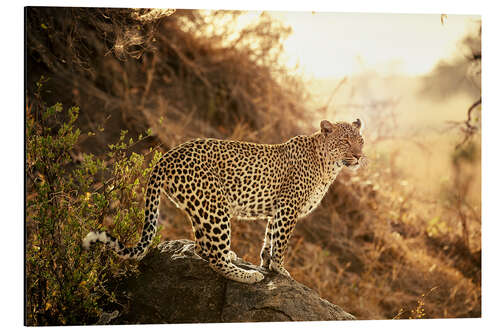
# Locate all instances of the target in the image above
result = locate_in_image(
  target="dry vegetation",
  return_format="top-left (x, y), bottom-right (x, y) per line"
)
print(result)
top-left (26, 7), bottom-right (480, 324)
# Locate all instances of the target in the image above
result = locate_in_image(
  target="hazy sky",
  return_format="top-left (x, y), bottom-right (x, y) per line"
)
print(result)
top-left (244, 12), bottom-right (479, 78)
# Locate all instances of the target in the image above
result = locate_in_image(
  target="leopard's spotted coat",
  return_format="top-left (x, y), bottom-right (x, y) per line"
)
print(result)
top-left (83, 119), bottom-right (365, 283)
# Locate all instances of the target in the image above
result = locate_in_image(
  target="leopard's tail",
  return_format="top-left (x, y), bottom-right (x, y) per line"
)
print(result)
top-left (82, 155), bottom-right (167, 259)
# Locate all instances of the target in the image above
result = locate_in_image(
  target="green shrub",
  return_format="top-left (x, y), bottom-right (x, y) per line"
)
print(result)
top-left (26, 83), bottom-right (162, 325)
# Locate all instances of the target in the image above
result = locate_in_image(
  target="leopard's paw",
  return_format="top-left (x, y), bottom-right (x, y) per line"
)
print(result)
top-left (269, 259), bottom-right (291, 278)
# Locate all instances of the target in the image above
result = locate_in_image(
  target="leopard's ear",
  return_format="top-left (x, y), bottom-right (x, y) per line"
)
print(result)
top-left (352, 118), bottom-right (362, 130)
top-left (320, 120), bottom-right (334, 135)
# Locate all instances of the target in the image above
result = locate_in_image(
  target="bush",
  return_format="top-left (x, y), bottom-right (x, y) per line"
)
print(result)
top-left (26, 8), bottom-right (309, 150)
top-left (25, 82), bottom-right (162, 325)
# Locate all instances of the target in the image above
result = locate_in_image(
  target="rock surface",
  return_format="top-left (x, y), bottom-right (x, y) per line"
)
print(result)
top-left (108, 239), bottom-right (356, 324)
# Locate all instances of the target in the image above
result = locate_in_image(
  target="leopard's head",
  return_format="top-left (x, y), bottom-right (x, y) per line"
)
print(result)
top-left (320, 119), bottom-right (366, 170)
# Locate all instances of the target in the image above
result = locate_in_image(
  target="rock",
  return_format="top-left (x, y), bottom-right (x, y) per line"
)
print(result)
top-left (109, 239), bottom-right (356, 324)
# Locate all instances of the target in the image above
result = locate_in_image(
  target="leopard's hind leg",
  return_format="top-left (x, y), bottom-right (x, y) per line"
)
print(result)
top-left (184, 172), bottom-right (264, 284)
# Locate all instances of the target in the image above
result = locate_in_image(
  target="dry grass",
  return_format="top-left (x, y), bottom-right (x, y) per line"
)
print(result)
top-left (26, 8), bottom-right (309, 152)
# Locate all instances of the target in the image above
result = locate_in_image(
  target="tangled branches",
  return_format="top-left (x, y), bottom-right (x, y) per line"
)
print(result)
top-left (26, 8), bottom-right (309, 148)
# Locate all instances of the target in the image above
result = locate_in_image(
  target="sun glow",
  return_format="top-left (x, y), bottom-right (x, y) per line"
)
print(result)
top-left (264, 11), bottom-right (479, 78)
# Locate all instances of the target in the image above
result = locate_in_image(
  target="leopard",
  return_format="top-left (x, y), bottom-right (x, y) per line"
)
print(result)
top-left (83, 118), bottom-right (366, 284)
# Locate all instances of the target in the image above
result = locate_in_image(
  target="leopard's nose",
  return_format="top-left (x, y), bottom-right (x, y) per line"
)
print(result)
top-left (353, 153), bottom-right (362, 160)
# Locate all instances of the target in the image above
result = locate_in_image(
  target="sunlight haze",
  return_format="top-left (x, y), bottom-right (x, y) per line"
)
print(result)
top-left (269, 12), bottom-right (479, 78)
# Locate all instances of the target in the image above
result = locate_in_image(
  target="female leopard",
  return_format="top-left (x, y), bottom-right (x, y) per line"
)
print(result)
top-left (83, 119), bottom-right (365, 284)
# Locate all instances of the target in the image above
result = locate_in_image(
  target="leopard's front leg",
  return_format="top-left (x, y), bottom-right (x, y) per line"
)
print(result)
top-left (268, 207), bottom-right (298, 278)
top-left (260, 218), bottom-right (272, 268)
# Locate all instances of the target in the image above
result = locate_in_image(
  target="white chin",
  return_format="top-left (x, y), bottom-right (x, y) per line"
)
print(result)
top-left (347, 164), bottom-right (360, 171)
